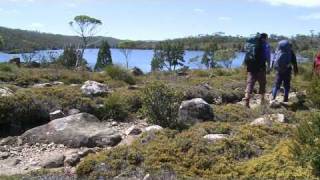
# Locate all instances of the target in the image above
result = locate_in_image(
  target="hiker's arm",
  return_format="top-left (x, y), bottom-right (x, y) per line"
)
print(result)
top-left (266, 44), bottom-right (271, 70)
top-left (292, 51), bottom-right (298, 75)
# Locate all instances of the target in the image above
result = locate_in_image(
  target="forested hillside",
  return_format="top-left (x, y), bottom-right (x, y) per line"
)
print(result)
top-left (0, 26), bottom-right (120, 53)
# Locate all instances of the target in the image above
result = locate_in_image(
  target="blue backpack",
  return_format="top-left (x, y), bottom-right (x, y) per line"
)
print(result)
top-left (274, 40), bottom-right (292, 73)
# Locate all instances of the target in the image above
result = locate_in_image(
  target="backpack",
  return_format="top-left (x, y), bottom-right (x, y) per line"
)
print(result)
top-left (315, 54), bottom-right (320, 75)
top-left (274, 40), bottom-right (292, 73)
top-left (244, 37), bottom-right (259, 66)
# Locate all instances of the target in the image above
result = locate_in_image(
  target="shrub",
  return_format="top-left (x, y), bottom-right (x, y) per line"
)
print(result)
top-left (77, 122), bottom-right (294, 179)
top-left (0, 63), bottom-right (15, 72)
top-left (97, 94), bottom-right (129, 121)
top-left (214, 104), bottom-right (258, 122)
top-left (308, 78), bottom-right (320, 108)
top-left (0, 93), bottom-right (50, 136)
top-left (105, 65), bottom-right (136, 85)
top-left (290, 112), bottom-right (320, 176)
top-left (141, 82), bottom-right (182, 129)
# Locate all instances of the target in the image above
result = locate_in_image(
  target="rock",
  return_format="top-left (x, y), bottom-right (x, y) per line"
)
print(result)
top-left (21, 113), bottom-right (122, 148)
top-left (177, 66), bottom-right (189, 76)
top-left (50, 110), bottom-right (65, 120)
top-left (89, 132), bottom-right (122, 147)
top-left (8, 158), bottom-right (21, 166)
top-left (128, 85), bottom-right (140, 90)
top-left (145, 125), bottom-right (163, 132)
top-left (184, 84), bottom-right (220, 104)
top-left (131, 67), bottom-right (144, 76)
top-left (270, 114), bottom-right (287, 123)
top-left (41, 154), bottom-right (65, 168)
top-left (78, 148), bottom-right (95, 158)
top-left (81, 80), bottom-right (111, 96)
top-left (68, 109), bottom-right (80, 115)
top-left (250, 117), bottom-right (273, 126)
top-left (203, 134), bottom-right (228, 142)
top-left (32, 83), bottom-right (52, 88)
top-left (111, 121), bottom-right (118, 126)
top-left (0, 87), bottom-right (14, 97)
top-left (27, 61), bottom-right (41, 68)
top-left (0, 152), bottom-right (9, 160)
top-left (0, 136), bottom-right (17, 146)
top-left (9, 57), bottom-right (21, 67)
top-left (52, 81), bottom-right (64, 86)
top-left (178, 98), bottom-right (214, 126)
top-left (125, 125), bottom-right (142, 136)
top-left (269, 100), bottom-right (282, 109)
top-left (64, 154), bottom-right (80, 167)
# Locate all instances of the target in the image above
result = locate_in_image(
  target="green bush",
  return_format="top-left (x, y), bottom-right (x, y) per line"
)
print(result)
top-left (97, 94), bottom-right (129, 121)
top-left (0, 63), bottom-right (15, 72)
top-left (105, 65), bottom-right (136, 85)
top-left (214, 104), bottom-right (258, 122)
top-left (308, 78), bottom-right (320, 108)
top-left (77, 122), bottom-right (296, 179)
top-left (290, 112), bottom-right (320, 176)
top-left (141, 82), bottom-right (182, 129)
top-left (0, 93), bottom-right (50, 136)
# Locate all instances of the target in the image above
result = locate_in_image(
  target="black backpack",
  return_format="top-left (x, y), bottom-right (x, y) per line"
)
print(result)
top-left (244, 37), bottom-right (260, 66)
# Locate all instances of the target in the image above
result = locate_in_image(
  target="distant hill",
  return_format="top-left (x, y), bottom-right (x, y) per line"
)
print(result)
top-left (0, 26), bottom-right (120, 53)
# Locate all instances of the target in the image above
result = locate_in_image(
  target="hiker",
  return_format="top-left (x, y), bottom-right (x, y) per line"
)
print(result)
top-left (314, 51), bottom-right (320, 76)
top-left (243, 33), bottom-right (271, 108)
top-left (271, 40), bottom-right (298, 102)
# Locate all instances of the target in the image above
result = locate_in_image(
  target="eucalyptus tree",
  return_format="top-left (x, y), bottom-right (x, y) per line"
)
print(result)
top-left (151, 41), bottom-right (185, 71)
top-left (215, 49), bottom-right (236, 68)
top-left (201, 43), bottom-right (218, 69)
top-left (69, 15), bottom-right (102, 67)
top-left (118, 41), bottom-right (135, 69)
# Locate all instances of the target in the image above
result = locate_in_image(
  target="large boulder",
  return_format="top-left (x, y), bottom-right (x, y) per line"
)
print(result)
top-left (9, 58), bottom-right (21, 67)
top-left (20, 113), bottom-right (122, 148)
top-left (131, 67), bottom-right (144, 76)
top-left (184, 84), bottom-right (220, 104)
top-left (178, 98), bottom-right (214, 126)
top-left (81, 81), bottom-right (111, 96)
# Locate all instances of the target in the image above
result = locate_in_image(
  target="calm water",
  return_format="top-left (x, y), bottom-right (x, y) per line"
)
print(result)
top-left (0, 49), bottom-right (246, 72)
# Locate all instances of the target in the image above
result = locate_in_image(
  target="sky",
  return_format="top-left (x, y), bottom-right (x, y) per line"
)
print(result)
top-left (0, 0), bottom-right (320, 40)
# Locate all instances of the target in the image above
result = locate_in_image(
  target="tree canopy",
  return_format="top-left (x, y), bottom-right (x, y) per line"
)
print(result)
top-left (151, 41), bottom-right (185, 71)
top-left (0, 36), bottom-right (4, 50)
top-left (95, 41), bottom-right (113, 71)
top-left (70, 15), bottom-right (103, 67)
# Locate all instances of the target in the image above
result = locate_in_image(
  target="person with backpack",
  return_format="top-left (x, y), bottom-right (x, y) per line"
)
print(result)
top-left (314, 51), bottom-right (320, 76)
top-left (271, 40), bottom-right (298, 102)
top-left (243, 33), bottom-right (271, 108)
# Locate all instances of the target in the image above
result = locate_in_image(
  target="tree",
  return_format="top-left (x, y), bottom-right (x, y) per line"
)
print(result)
top-left (0, 36), bottom-right (4, 51)
top-left (215, 49), bottom-right (236, 68)
top-left (57, 46), bottom-right (80, 69)
top-left (118, 41), bottom-right (135, 69)
top-left (69, 15), bottom-right (102, 67)
top-left (151, 41), bottom-right (185, 71)
top-left (201, 43), bottom-right (218, 69)
top-left (95, 41), bottom-right (113, 71)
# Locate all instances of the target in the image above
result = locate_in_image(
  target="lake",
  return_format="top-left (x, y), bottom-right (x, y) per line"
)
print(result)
top-left (0, 49), bottom-right (246, 72)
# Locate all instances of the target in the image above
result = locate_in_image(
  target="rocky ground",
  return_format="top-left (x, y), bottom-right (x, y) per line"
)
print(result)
top-left (0, 113), bottom-right (150, 176)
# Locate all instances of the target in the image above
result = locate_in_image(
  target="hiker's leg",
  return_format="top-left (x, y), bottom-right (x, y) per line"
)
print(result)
top-left (258, 71), bottom-right (267, 103)
top-left (272, 72), bottom-right (282, 100)
top-left (245, 72), bottom-right (256, 107)
top-left (283, 72), bottom-right (292, 102)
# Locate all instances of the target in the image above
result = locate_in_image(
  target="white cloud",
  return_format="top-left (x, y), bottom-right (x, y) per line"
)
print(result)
top-left (218, 16), bottom-right (232, 21)
top-left (194, 8), bottom-right (205, 13)
top-left (298, 13), bottom-right (320, 20)
top-left (65, 2), bottom-right (77, 8)
top-left (258, 0), bottom-right (320, 7)
top-left (0, 8), bottom-right (20, 15)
